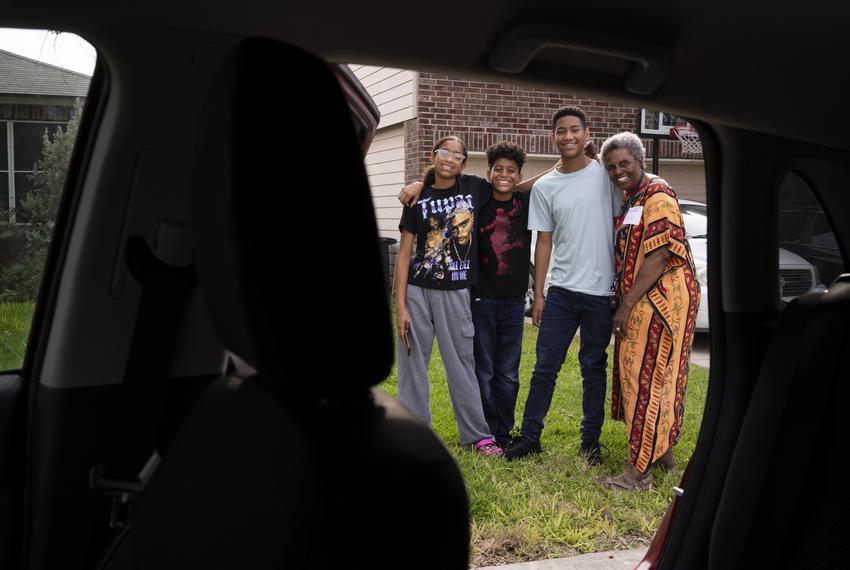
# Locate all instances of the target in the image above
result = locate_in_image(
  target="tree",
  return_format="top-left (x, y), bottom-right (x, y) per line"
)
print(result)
top-left (0, 99), bottom-right (82, 302)
top-left (23, 99), bottom-right (82, 225)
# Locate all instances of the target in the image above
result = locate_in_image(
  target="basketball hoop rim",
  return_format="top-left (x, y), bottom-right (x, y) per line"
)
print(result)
top-left (670, 124), bottom-right (702, 155)
top-left (670, 124), bottom-right (698, 138)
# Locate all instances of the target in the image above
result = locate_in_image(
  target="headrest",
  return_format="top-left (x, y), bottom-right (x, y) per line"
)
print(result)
top-left (192, 38), bottom-right (392, 397)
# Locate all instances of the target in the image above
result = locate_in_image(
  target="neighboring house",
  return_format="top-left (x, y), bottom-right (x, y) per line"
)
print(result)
top-left (350, 66), bottom-right (705, 280)
top-left (1, 49), bottom-right (90, 217)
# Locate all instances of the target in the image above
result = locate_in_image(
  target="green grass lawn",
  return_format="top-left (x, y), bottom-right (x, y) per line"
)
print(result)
top-left (379, 323), bottom-right (708, 567)
top-left (0, 302), bottom-right (34, 370)
top-left (0, 301), bottom-right (708, 567)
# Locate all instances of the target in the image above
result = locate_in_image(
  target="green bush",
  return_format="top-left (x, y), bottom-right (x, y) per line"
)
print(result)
top-left (0, 222), bottom-right (46, 302)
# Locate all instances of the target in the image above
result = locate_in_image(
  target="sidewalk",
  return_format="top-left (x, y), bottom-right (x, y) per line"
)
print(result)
top-left (476, 548), bottom-right (647, 570)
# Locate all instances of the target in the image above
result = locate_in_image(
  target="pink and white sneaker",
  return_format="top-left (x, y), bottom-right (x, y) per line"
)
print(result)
top-left (474, 438), bottom-right (503, 458)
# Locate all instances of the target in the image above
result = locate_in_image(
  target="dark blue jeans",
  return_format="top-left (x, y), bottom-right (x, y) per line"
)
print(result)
top-left (520, 286), bottom-right (612, 444)
top-left (471, 295), bottom-right (525, 441)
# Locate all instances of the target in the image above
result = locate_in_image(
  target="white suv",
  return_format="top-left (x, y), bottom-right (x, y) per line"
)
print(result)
top-left (681, 199), bottom-right (825, 332)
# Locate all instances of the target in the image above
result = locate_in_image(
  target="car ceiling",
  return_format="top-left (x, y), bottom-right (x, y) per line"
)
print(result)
top-left (3, 0), bottom-right (846, 151)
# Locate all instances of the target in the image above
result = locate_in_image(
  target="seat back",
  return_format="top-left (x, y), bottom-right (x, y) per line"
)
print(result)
top-left (98, 38), bottom-right (470, 569)
top-left (710, 275), bottom-right (850, 568)
top-left (190, 39), bottom-right (392, 395)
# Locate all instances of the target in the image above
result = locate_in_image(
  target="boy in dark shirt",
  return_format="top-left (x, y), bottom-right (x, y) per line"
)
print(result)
top-left (471, 143), bottom-right (532, 448)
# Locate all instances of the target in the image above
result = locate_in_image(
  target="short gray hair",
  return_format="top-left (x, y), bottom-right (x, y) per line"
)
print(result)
top-left (600, 132), bottom-right (646, 166)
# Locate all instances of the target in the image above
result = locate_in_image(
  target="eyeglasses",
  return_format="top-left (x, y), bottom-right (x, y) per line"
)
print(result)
top-left (434, 148), bottom-right (466, 162)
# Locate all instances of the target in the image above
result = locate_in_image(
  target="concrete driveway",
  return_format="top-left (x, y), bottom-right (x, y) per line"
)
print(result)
top-left (690, 333), bottom-right (710, 368)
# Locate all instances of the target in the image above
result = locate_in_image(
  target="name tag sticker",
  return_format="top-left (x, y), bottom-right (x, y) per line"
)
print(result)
top-left (623, 206), bottom-right (643, 226)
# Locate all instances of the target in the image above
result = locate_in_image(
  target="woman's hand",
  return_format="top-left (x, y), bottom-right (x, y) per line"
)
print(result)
top-left (397, 307), bottom-right (411, 352)
top-left (612, 302), bottom-right (631, 340)
top-left (614, 249), bottom-right (672, 340)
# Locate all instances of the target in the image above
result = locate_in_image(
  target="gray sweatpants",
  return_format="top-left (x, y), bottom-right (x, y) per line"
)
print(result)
top-left (397, 285), bottom-right (493, 446)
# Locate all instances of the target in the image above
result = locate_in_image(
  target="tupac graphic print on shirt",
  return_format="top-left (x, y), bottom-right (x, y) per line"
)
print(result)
top-left (399, 175), bottom-right (491, 290)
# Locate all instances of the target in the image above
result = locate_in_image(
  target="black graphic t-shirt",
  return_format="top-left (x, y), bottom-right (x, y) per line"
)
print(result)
top-left (399, 174), bottom-right (491, 290)
top-left (474, 191), bottom-right (531, 297)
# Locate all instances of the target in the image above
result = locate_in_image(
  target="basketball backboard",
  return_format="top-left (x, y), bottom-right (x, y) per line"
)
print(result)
top-left (636, 109), bottom-right (688, 137)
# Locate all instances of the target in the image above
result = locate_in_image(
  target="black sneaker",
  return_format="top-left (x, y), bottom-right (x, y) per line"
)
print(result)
top-left (495, 436), bottom-right (513, 450)
top-left (504, 437), bottom-right (542, 461)
top-left (579, 441), bottom-right (608, 466)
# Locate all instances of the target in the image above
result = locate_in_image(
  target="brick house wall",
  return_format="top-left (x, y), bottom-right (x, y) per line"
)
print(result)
top-left (363, 69), bottom-right (705, 289)
top-left (409, 72), bottom-right (698, 184)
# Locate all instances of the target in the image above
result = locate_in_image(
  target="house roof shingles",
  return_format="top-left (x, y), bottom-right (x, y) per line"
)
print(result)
top-left (0, 48), bottom-right (90, 98)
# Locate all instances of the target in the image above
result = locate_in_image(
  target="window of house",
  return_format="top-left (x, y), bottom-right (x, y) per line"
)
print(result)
top-left (5, 121), bottom-right (64, 221)
top-left (0, 122), bottom-right (8, 210)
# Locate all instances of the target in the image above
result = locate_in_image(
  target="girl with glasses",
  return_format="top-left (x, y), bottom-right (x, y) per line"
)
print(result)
top-left (394, 136), bottom-right (504, 456)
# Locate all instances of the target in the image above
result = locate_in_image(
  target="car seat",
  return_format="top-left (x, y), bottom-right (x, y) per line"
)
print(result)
top-left (709, 274), bottom-right (850, 568)
top-left (97, 38), bottom-right (470, 570)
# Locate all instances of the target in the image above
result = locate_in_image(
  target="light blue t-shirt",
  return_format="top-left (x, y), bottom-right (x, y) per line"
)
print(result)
top-left (528, 159), bottom-right (622, 296)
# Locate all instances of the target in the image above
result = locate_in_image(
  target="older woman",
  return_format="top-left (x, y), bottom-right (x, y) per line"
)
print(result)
top-left (599, 132), bottom-right (701, 490)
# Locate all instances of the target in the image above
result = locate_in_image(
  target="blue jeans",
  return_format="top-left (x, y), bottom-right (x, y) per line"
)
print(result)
top-left (471, 295), bottom-right (525, 441)
top-left (520, 286), bottom-right (612, 443)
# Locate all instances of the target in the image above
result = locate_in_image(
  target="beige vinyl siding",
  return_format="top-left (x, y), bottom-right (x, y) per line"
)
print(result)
top-left (349, 65), bottom-right (416, 128)
top-left (365, 124), bottom-right (406, 283)
top-left (347, 65), bottom-right (416, 288)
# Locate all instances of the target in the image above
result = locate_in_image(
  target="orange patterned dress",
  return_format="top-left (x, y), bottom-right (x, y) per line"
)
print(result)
top-left (611, 176), bottom-right (700, 473)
